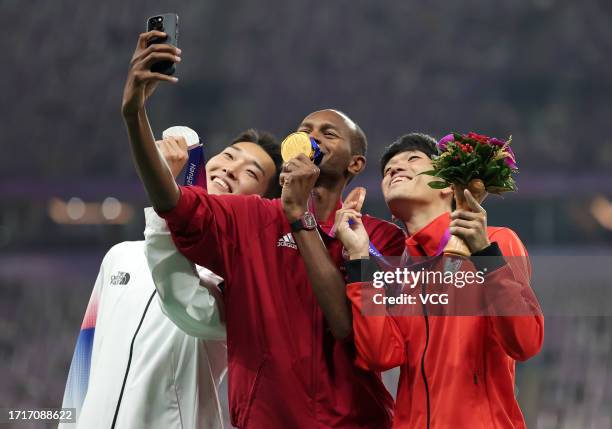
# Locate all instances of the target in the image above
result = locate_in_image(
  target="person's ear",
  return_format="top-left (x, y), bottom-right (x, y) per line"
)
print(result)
top-left (440, 185), bottom-right (454, 206)
top-left (348, 154), bottom-right (366, 176)
top-left (441, 185), bottom-right (453, 199)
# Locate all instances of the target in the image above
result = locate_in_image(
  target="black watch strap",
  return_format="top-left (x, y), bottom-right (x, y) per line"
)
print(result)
top-left (290, 218), bottom-right (304, 232)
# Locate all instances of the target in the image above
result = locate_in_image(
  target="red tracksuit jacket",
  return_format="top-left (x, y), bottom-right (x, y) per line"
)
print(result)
top-left (158, 186), bottom-right (406, 428)
top-left (346, 213), bottom-right (544, 429)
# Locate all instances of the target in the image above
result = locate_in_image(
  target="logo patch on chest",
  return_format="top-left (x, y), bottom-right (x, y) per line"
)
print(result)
top-left (110, 271), bottom-right (131, 285)
top-left (277, 233), bottom-right (297, 250)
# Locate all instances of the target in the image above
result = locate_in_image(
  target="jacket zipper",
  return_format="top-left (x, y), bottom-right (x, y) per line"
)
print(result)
top-left (111, 289), bottom-right (157, 429)
top-left (420, 280), bottom-right (431, 429)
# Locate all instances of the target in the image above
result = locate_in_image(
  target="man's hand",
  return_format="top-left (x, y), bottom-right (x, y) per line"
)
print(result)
top-left (334, 187), bottom-right (370, 259)
top-left (280, 154), bottom-right (320, 222)
top-left (121, 31), bottom-right (181, 117)
top-left (157, 136), bottom-right (188, 178)
top-left (450, 189), bottom-right (491, 253)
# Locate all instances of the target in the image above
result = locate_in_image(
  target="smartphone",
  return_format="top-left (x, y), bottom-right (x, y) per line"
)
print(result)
top-left (146, 13), bottom-right (179, 75)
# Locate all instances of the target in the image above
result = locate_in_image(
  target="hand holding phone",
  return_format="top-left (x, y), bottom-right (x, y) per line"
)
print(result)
top-left (146, 14), bottom-right (179, 75)
top-left (121, 24), bottom-right (180, 116)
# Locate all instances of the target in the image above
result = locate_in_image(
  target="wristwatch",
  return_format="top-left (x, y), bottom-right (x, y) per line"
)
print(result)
top-left (290, 211), bottom-right (317, 232)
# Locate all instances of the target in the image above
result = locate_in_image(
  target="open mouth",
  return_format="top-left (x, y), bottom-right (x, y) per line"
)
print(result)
top-left (390, 175), bottom-right (413, 186)
top-left (211, 176), bottom-right (233, 193)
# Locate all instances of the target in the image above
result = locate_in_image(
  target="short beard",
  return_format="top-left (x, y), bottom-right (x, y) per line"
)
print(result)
top-left (315, 164), bottom-right (347, 188)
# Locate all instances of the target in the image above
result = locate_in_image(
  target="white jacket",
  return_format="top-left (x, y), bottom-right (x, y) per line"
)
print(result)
top-left (143, 209), bottom-right (226, 340)
top-left (60, 209), bottom-right (226, 429)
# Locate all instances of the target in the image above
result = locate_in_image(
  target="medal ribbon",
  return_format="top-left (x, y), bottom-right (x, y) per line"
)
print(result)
top-left (183, 144), bottom-right (207, 189)
top-left (434, 228), bottom-right (451, 256)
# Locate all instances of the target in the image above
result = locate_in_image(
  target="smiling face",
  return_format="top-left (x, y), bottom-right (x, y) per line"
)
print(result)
top-left (297, 109), bottom-right (365, 182)
top-left (382, 150), bottom-right (451, 209)
top-left (205, 142), bottom-right (277, 196)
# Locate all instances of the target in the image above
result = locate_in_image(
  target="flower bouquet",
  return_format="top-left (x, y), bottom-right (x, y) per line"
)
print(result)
top-left (423, 132), bottom-right (518, 256)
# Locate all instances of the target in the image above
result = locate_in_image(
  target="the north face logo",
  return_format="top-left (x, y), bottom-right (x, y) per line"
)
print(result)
top-left (110, 271), bottom-right (131, 285)
top-left (277, 233), bottom-right (297, 250)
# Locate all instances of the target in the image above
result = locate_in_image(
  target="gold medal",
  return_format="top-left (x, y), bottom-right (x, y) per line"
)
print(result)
top-left (281, 132), bottom-right (315, 162)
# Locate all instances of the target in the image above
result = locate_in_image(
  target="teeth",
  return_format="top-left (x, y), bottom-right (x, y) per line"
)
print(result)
top-left (213, 177), bottom-right (230, 191)
top-left (391, 177), bottom-right (410, 185)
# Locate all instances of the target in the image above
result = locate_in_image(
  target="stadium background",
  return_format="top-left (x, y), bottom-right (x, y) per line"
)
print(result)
top-left (1, 1), bottom-right (611, 427)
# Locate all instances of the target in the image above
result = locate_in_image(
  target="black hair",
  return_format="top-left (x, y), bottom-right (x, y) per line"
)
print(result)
top-left (231, 129), bottom-right (282, 198)
top-left (380, 133), bottom-right (437, 176)
top-left (380, 133), bottom-right (454, 209)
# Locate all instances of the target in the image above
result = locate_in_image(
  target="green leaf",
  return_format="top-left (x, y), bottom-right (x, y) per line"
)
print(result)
top-left (466, 158), bottom-right (480, 168)
top-left (419, 170), bottom-right (438, 177)
top-left (428, 181), bottom-right (450, 189)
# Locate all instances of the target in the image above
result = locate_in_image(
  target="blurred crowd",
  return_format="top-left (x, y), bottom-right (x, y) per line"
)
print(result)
top-left (3, 0), bottom-right (612, 180)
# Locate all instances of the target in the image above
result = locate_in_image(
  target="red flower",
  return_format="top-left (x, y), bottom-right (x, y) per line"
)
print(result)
top-left (458, 143), bottom-right (474, 154)
top-left (466, 132), bottom-right (490, 145)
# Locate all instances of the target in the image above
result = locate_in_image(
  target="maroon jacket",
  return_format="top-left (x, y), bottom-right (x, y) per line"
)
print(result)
top-left (158, 186), bottom-right (406, 429)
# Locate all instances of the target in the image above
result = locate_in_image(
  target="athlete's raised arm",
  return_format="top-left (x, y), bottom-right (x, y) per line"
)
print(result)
top-left (121, 31), bottom-right (182, 212)
top-left (280, 154), bottom-right (354, 339)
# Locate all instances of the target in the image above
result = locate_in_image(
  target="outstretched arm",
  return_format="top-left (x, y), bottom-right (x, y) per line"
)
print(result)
top-left (121, 31), bottom-right (182, 212)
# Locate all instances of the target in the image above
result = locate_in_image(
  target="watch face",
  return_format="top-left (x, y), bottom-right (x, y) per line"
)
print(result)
top-left (303, 212), bottom-right (317, 230)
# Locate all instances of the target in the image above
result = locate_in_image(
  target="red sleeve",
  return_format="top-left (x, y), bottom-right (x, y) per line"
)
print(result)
top-left (346, 280), bottom-right (407, 371)
top-left (156, 185), bottom-right (278, 284)
top-left (365, 217), bottom-right (406, 258)
top-left (345, 219), bottom-right (406, 370)
top-left (485, 228), bottom-right (544, 361)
